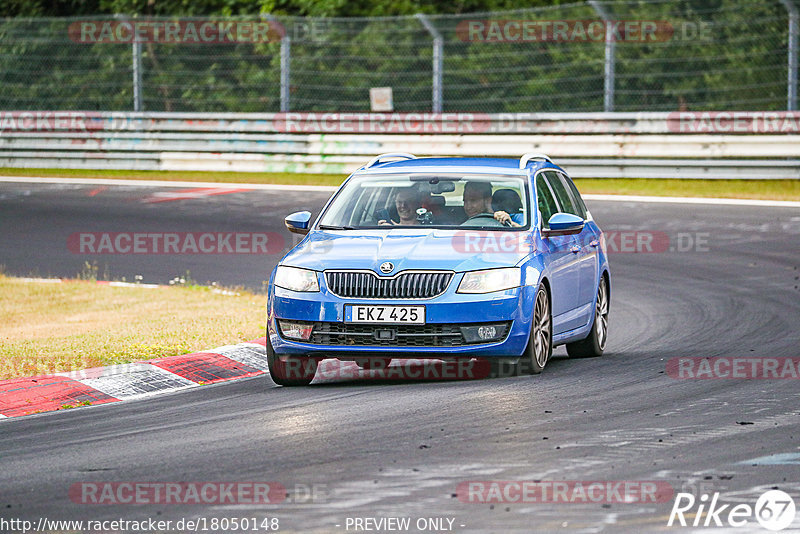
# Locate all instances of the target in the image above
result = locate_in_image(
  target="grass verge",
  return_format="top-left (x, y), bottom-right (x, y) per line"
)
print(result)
top-left (1, 167), bottom-right (798, 200)
top-left (573, 178), bottom-right (800, 201)
top-left (0, 274), bottom-right (265, 381)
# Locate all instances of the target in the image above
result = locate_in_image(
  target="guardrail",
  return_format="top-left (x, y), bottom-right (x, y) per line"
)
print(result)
top-left (0, 111), bottom-right (798, 178)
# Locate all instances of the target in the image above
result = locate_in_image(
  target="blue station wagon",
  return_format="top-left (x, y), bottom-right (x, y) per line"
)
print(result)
top-left (266, 153), bottom-right (610, 385)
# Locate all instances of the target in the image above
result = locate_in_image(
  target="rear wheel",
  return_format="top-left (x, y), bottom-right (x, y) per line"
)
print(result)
top-left (567, 275), bottom-right (609, 358)
top-left (266, 335), bottom-right (317, 386)
top-left (520, 286), bottom-right (552, 375)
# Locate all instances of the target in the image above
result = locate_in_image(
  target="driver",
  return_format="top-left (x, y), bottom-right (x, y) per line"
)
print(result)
top-left (380, 186), bottom-right (423, 225)
top-left (461, 181), bottom-right (504, 226)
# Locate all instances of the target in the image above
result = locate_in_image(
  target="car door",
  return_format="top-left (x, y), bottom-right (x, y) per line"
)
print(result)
top-left (536, 172), bottom-right (581, 335)
top-left (554, 171), bottom-right (599, 327)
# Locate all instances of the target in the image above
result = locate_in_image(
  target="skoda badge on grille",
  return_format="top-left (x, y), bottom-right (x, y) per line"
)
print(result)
top-left (379, 262), bottom-right (394, 274)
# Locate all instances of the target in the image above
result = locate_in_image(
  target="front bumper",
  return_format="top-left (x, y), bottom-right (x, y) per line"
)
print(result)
top-left (268, 281), bottom-right (534, 358)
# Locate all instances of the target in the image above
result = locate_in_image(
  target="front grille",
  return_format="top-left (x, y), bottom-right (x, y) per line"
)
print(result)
top-left (325, 270), bottom-right (452, 299)
top-left (307, 322), bottom-right (510, 347)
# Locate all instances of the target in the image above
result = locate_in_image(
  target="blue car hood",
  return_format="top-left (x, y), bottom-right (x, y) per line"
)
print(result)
top-left (282, 228), bottom-right (532, 272)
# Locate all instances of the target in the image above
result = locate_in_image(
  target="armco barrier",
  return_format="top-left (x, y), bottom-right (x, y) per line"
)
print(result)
top-left (0, 111), bottom-right (798, 178)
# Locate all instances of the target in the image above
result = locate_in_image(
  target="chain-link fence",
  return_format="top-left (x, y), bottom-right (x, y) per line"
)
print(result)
top-left (0, 0), bottom-right (796, 112)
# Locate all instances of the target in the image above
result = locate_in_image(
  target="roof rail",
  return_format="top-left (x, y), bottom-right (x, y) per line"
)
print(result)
top-left (364, 153), bottom-right (417, 169)
top-left (519, 153), bottom-right (553, 169)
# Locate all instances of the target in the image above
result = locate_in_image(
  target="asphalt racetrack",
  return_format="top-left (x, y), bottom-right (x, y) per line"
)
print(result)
top-left (1, 180), bottom-right (799, 532)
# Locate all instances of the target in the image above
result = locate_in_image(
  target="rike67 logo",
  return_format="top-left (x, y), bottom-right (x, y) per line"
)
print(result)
top-left (668, 490), bottom-right (796, 531)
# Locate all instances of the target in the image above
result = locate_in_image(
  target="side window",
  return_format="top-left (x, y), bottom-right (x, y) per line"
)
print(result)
top-left (535, 173), bottom-right (558, 228)
top-left (558, 172), bottom-right (587, 219)
top-left (544, 171), bottom-right (578, 217)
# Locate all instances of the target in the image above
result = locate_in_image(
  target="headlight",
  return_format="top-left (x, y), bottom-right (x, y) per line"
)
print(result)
top-left (274, 266), bottom-right (319, 292)
top-left (457, 267), bottom-right (521, 294)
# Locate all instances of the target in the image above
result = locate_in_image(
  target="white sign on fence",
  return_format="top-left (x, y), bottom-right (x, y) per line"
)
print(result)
top-left (370, 87), bottom-right (393, 112)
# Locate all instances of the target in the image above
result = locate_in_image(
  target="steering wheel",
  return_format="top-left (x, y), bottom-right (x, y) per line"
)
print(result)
top-left (464, 213), bottom-right (510, 227)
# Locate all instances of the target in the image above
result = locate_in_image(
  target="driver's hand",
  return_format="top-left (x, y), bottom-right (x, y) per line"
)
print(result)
top-left (494, 210), bottom-right (511, 225)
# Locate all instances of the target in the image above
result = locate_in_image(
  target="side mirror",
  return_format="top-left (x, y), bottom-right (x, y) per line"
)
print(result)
top-left (543, 212), bottom-right (584, 237)
top-left (284, 211), bottom-right (312, 235)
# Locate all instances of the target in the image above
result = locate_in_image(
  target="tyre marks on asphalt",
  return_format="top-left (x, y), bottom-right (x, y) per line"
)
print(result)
top-left (142, 187), bottom-right (254, 204)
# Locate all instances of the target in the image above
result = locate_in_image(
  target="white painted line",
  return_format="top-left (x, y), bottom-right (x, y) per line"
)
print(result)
top-left (0, 175), bottom-right (339, 192)
top-left (584, 194), bottom-right (800, 208)
top-left (738, 452), bottom-right (800, 465)
top-left (103, 281), bottom-right (162, 289)
top-left (19, 278), bottom-right (162, 289)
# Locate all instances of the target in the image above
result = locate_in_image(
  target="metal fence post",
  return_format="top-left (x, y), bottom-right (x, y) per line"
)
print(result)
top-left (280, 36), bottom-right (291, 112)
top-left (781, 0), bottom-right (798, 111)
top-left (589, 1), bottom-right (615, 112)
top-left (264, 14), bottom-right (290, 112)
top-left (132, 40), bottom-right (143, 112)
top-left (118, 14), bottom-right (143, 112)
top-left (416, 14), bottom-right (443, 114)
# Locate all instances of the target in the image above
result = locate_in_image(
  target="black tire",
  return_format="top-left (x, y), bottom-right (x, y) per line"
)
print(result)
top-left (266, 335), bottom-right (317, 386)
top-left (567, 275), bottom-right (609, 358)
top-left (519, 286), bottom-right (552, 375)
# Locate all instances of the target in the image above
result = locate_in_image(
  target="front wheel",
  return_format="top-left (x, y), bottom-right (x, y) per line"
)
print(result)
top-left (520, 286), bottom-right (552, 375)
top-left (567, 275), bottom-right (609, 358)
top-left (266, 335), bottom-right (317, 386)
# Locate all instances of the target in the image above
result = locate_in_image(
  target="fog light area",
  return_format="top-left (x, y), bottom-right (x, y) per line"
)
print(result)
top-left (279, 320), bottom-right (314, 340)
top-left (460, 323), bottom-right (508, 343)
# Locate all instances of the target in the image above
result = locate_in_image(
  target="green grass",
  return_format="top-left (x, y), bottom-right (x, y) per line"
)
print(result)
top-left (1, 167), bottom-right (798, 200)
top-left (573, 178), bottom-right (800, 201)
top-left (0, 274), bottom-right (266, 380)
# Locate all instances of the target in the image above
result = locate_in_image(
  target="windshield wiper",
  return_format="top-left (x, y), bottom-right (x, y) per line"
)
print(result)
top-left (318, 224), bottom-right (354, 230)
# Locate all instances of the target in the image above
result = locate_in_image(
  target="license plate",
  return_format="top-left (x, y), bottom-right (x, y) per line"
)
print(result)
top-left (345, 305), bottom-right (425, 324)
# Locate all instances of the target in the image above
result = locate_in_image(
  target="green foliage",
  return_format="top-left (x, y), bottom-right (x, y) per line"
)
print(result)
top-left (0, 1), bottom-right (792, 112)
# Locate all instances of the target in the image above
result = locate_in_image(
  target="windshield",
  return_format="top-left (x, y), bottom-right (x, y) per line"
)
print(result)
top-left (317, 173), bottom-right (530, 230)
